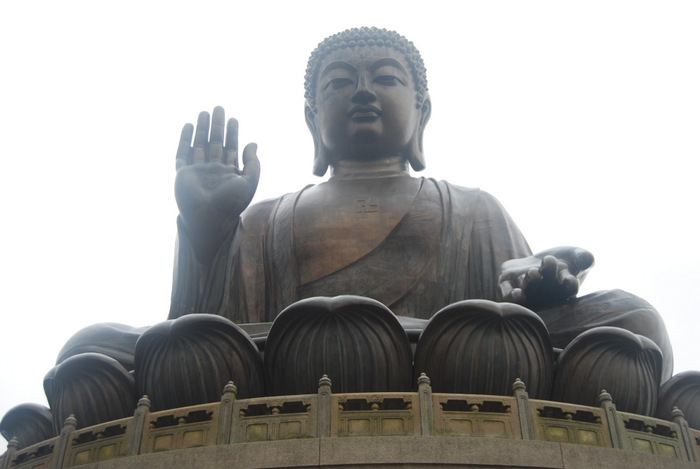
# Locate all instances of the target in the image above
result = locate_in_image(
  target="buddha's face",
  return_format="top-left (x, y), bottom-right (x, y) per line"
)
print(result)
top-left (310, 46), bottom-right (424, 164)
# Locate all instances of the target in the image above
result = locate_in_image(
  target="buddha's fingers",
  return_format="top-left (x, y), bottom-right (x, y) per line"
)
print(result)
top-left (506, 288), bottom-right (525, 305)
top-left (540, 255), bottom-right (558, 281)
top-left (225, 118), bottom-right (239, 169)
top-left (521, 267), bottom-right (541, 291)
top-left (499, 275), bottom-right (523, 303)
top-left (552, 262), bottom-right (579, 299)
top-left (561, 275), bottom-right (579, 298)
top-left (573, 248), bottom-right (595, 274)
top-left (192, 111), bottom-right (210, 164)
top-left (241, 143), bottom-right (260, 190)
top-left (194, 111), bottom-right (210, 146)
top-left (209, 107), bottom-right (225, 163)
top-left (176, 123), bottom-right (194, 169)
top-left (210, 107), bottom-right (225, 144)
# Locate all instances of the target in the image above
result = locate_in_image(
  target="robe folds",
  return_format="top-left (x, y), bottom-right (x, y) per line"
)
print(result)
top-left (169, 178), bottom-right (531, 323)
top-left (168, 175), bottom-right (673, 379)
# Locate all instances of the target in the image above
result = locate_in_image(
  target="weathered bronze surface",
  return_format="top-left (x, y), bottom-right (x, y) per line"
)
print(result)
top-left (134, 314), bottom-right (264, 411)
top-left (0, 404), bottom-right (54, 449)
top-left (414, 300), bottom-right (553, 398)
top-left (168, 27), bottom-right (672, 380)
top-left (264, 296), bottom-right (412, 395)
top-left (658, 371), bottom-right (700, 429)
top-left (552, 326), bottom-right (663, 415)
top-left (43, 353), bottom-right (135, 432)
top-left (56, 323), bottom-right (147, 372)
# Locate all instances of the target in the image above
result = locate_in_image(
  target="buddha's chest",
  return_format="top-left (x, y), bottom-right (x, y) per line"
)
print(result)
top-left (293, 177), bottom-right (422, 284)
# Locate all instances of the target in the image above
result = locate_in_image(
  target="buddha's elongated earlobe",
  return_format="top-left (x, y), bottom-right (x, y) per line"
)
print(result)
top-left (305, 105), bottom-right (330, 177)
top-left (406, 97), bottom-right (431, 172)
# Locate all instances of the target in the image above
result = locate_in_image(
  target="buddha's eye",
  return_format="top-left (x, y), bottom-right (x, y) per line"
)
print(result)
top-left (326, 78), bottom-right (354, 90)
top-left (374, 75), bottom-right (405, 86)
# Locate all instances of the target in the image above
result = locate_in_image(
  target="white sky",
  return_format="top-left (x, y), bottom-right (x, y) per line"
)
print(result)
top-left (1, 0), bottom-right (699, 451)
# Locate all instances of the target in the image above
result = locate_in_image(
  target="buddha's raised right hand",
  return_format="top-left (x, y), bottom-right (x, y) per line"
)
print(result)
top-left (175, 106), bottom-right (260, 263)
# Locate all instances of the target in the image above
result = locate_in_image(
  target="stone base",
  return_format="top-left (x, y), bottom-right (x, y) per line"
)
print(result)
top-left (72, 436), bottom-right (697, 469)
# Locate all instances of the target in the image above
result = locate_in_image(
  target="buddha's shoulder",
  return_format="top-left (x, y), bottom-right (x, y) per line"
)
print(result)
top-left (239, 180), bottom-right (507, 229)
top-left (239, 186), bottom-right (313, 230)
top-left (422, 178), bottom-right (503, 208)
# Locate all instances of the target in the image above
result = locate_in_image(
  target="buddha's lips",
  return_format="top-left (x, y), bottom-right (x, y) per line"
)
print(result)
top-left (349, 105), bottom-right (382, 121)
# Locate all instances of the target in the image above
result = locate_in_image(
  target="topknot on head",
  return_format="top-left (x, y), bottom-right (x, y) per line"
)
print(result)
top-left (304, 27), bottom-right (428, 112)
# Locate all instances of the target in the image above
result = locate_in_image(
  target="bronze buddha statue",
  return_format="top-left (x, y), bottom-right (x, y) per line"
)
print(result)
top-left (4, 29), bottom-right (690, 448)
top-left (168, 27), bottom-right (671, 379)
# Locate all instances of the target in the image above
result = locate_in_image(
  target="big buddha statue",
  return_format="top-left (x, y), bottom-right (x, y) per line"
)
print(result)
top-left (5, 29), bottom-right (694, 453)
top-left (168, 27), bottom-right (671, 376)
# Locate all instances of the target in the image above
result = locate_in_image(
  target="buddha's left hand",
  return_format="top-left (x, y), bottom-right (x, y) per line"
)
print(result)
top-left (498, 246), bottom-right (594, 308)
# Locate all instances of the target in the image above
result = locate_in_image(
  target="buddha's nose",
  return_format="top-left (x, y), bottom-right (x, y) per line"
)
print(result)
top-left (351, 75), bottom-right (376, 103)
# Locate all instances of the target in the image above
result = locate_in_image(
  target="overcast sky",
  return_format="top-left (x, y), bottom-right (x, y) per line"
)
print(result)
top-left (1, 0), bottom-right (699, 451)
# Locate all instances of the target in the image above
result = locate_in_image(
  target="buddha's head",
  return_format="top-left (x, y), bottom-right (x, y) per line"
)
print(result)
top-left (304, 27), bottom-right (431, 176)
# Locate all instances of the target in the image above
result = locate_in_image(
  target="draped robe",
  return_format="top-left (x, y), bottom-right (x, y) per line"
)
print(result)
top-left (168, 175), bottom-right (672, 379)
top-left (169, 177), bottom-right (530, 323)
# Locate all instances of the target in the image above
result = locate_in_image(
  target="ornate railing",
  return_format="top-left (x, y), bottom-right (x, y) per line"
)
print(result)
top-left (2, 375), bottom-right (699, 468)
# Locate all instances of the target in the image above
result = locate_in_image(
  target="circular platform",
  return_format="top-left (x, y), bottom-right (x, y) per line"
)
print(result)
top-left (3, 380), bottom-right (699, 468)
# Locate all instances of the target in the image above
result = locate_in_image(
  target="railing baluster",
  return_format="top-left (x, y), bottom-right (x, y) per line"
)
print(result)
top-left (0, 437), bottom-right (18, 469)
top-left (672, 406), bottom-right (696, 462)
top-left (128, 395), bottom-right (151, 456)
top-left (51, 415), bottom-right (77, 469)
top-left (599, 390), bottom-right (625, 449)
top-left (417, 373), bottom-right (433, 436)
top-left (318, 375), bottom-right (332, 438)
top-left (513, 378), bottom-right (533, 440)
top-left (217, 381), bottom-right (237, 444)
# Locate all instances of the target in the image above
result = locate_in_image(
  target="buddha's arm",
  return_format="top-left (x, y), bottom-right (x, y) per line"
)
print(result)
top-left (436, 184), bottom-right (529, 302)
top-left (169, 107), bottom-right (261, 320)
top-left (465, 189), bottom-right (593, 308)
top-left (168, 218), bottom-right (241, 319)
top-left (168, 199), bottom-right (275, 322)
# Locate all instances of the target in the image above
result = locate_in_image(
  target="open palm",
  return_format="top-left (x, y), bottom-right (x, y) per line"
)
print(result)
top-left (175, 106), bottom-right (260, 261)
